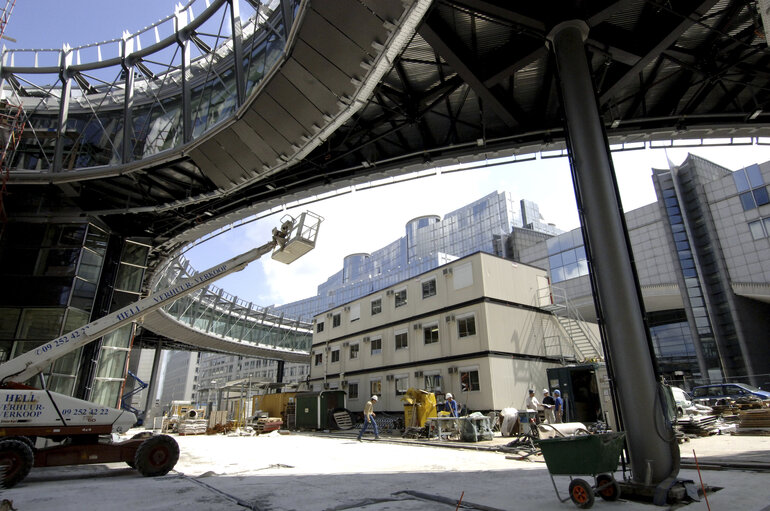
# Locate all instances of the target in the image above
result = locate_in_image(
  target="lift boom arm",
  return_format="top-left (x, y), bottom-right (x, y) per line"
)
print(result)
top-left (0, 212), bottom-right (321, 384)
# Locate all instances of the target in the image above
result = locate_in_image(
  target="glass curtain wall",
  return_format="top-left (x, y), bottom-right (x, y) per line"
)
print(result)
top-left (0, 221), bottom-right (109, 394)
top-left (91, 240), bottom-right (150, 407)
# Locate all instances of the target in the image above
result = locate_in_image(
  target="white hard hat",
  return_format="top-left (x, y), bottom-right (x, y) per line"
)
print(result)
top-left (543, 388), bottom-right (549, 393)
top-left (371, 395), bottom-right (378, 401)
top-left (446, 393), bottom-right (453, 399)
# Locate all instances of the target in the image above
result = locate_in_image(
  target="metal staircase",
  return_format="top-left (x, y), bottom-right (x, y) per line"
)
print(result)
top-left (537, 285), bottom-right (604, 362)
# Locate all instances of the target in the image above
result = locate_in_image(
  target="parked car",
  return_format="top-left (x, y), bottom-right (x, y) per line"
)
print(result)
top-left (691, 383), bottom-right (770, 406)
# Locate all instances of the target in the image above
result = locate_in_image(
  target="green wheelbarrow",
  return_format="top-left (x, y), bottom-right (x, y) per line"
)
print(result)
top-left (536, 432), bottom-right (625, 509)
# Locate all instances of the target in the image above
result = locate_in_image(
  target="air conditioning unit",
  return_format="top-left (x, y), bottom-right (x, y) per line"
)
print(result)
top-left (323, 382), bottom-right (330, 389)
top-left (413, 323), bottom-right (421, 330)
top-left (341, 380), bottom-right (348, 387)
top-left (448, 367), bottom-right (457, 373)
top-left (326, 312), bottom-right (333, 318)
top-left (414, 371), bottom-right (423, 377)
top-left (386, 374), bottom-right (394, 381)
top-left (343, 341), bottom-right (349, 347)
top-left (443, 268), bottom-right (453, 275)
top-left (312, 318), bottom-right (317, 323)
top-left (344, 306), bottom-right (350, 312)
top-left (363, 336), bottom-right (370, 342)
top-left (386, 289), bottom-right (394, 295)
top-left (446, 314), bottom-right (455, 322)
top-left (325, 346), bottom-right (331, 352)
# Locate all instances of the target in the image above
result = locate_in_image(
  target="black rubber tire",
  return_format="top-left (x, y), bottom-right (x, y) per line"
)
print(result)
top-left (134, 435), bottom-right (179, 477)
top-left (127, 432), bottom-right (154, 468)
top-left (0, 438), bottom-right (34, 488)
top-left (569, 478), bottom-right (595, 509)
top-left (6, 436), bottom-right (35, 451)
top-left (596, 474), bottom-right (621, 501)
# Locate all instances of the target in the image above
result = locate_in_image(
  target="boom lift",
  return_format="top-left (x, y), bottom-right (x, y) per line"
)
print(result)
top-left (0, 212), bottom-right (322, 487)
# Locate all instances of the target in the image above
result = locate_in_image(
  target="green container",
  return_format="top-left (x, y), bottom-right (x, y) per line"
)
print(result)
top-left (536, 432), bottom-right (625, 476)
top-left (295, 390), bottom-right (347, 429)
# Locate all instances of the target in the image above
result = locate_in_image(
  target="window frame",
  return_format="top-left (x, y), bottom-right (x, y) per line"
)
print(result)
top-left (394, 288), bottom-right (407, 308)
top-left (314, 352), bottom-right (323, 366)
top-left (332, 313), bottom-right (341, 328)
top-left (330, 349), bottom-right (340, 363)
top-left (370, 336), bottom-right (382, 355)
top-left (316, 321), bottom-right (324, 333)
top-left (457, 313), bottom-right (477, 338)
top-left (423, 322), bottom-right (439, 344)
top-left (459, 367), bottom-right (480, 392)
top-left (370, 379), bottom-right (382, 396)
top-left (421, 277), bottom-right (437, 299)
top-left (395, 374), bottom-right (409, 396)
top-left (348, 381), bottom-right (359, 399)
top-left (349, 343), bottom-right (359, 359)
top-left (395, 329), bottom-right (408, 350)
top-left (371, 297), bottom-right (382, 315)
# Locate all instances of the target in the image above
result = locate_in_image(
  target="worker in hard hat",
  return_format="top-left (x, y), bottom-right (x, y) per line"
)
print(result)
top-left (542, 389), bottom-right (556, 424)
top-left (357, 395), bottom-right (380, 441)
top-left (444, 393), bottom-right (459, 418)
top-left (553, 389), bottom-right (564, 423)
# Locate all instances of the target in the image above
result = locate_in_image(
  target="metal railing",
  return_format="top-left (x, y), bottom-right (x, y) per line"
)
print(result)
top-left (151, 250), bottom-right (313, 353)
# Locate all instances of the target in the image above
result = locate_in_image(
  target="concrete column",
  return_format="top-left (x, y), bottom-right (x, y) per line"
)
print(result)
top-left (547, 21), bottom-right (678, 488)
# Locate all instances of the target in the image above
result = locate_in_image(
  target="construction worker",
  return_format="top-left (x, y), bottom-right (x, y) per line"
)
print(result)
top-left (554, 389), bottom-right (564, 423)
top-left (357, 395), bottom-right (380, 441)
top-left (445, 393), bottom-right (459, 417)
top-left (542, 389), bottom-right (556, 423)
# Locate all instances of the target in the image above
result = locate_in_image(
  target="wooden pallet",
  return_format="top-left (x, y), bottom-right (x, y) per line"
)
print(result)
top-left (333, 411), bottom-right (353, 430)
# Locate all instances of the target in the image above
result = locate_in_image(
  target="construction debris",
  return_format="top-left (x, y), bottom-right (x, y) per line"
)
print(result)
top-left (255, 417), bottom-right (283, 434)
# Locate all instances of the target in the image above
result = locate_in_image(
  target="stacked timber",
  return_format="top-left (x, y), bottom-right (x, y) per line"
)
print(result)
top-left (735, 408), bottom-right (770, 435)
top-left (676, 415), bottom-right (719, 436)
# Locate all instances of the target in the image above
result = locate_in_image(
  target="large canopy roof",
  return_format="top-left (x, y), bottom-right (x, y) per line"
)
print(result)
top-left (6, 0), bottom-right (770, 259)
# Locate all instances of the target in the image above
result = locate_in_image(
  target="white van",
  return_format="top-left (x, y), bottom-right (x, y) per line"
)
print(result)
top-left (670, 387), bottom-right (693, 417)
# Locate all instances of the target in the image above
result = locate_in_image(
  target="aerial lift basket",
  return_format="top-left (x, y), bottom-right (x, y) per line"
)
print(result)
top-left (272, 211), bottom-right (323, 264)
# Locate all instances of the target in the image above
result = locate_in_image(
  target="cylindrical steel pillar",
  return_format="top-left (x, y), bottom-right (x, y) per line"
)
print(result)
top-left (547, 21), bottom-right (678, 486)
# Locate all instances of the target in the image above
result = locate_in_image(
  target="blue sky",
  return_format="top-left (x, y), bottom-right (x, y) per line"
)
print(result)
top-left (9, 3), bottom-right (770, 307)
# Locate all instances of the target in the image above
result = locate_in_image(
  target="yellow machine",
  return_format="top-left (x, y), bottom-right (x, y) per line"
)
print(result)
top-left (402, 388), bottom-right (437, 427)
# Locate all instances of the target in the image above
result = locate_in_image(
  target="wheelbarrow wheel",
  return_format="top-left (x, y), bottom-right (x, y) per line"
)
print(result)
top-left (569, 478), bottom-right (595, 509)
top-left (596, 474), bottom-right (621, 501)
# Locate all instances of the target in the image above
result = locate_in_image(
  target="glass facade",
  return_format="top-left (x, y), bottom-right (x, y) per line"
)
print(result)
top-left (733, 164), bottom-right (769, 211)
top-left (648, 310), bottom-right (698, 379)
top-left (546, 230), bottom-right (589, 284)
top-left (0, 221), bottom-right (110, 394)
top-left (274, 191), bottom-right (561, 318)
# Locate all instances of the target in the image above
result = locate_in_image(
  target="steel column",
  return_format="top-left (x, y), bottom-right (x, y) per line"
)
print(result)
top-left (143, 340), bottom-right (164, 422)
top-left (547, 21), bottom-right (678, 488)
top-left (175, 7), bottom-right (192, 143)
top-left (53, 46), bottom-right (72, 172)
top-left (229, 0), bottom-right (246, 106)
top-left (121, 34), bottom-right (135, 164)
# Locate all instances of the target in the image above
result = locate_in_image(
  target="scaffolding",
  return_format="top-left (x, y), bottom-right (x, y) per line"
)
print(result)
top-left (0, 101), bottom-right (24, 235)
top-left (0, 0), bottom-right (20, 236)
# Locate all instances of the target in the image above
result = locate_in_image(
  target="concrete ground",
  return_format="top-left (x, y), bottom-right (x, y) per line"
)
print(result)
top-left (2, 430), bottom-right (769, 511)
